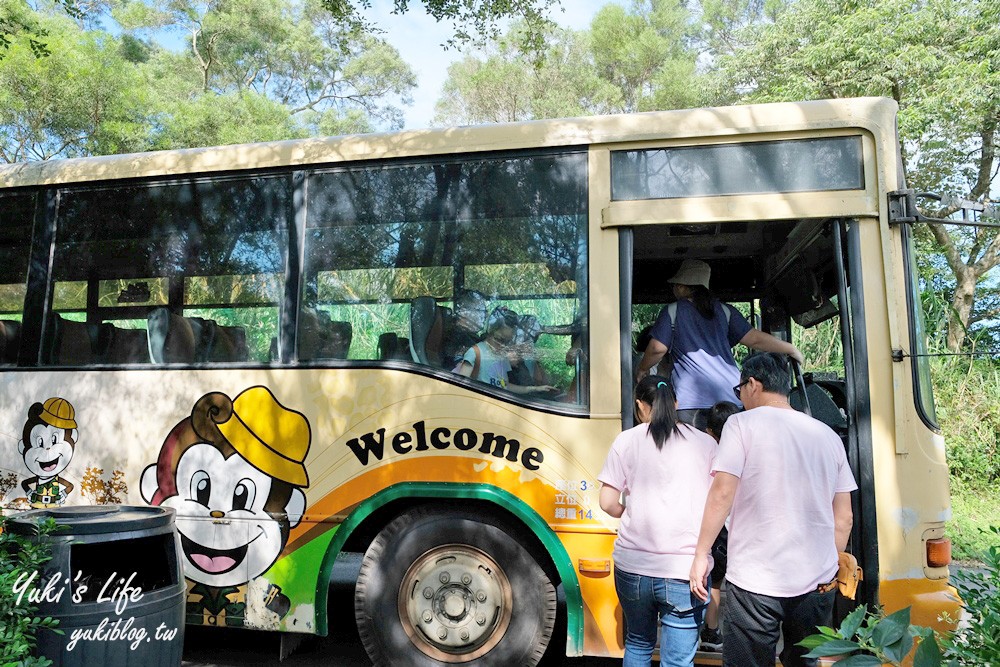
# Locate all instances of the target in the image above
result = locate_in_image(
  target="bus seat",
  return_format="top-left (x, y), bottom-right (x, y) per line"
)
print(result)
top-left (148, 308), bottom-right (205, 364)
top-left (298, 308), bottom-right (351, 360)
top-left (378, 332), bottom-right (411, 361)
top-left (1, 319), bottom-right (20, 364)
top-left (298, 308), bottom-right (328, 360)
top-left (45, 315), bottom-right (107, 365)
top-left (104, 325), bottom-right (150, 364)
top-left (410, 296), bottom-right (444, 366)
top-left (790, 382), bottom-right (848, 432)
top-left (201, 321), bottom-right (249, 362)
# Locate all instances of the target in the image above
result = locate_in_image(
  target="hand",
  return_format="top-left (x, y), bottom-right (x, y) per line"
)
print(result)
top-left (689, 553), bottom-right (710, 603)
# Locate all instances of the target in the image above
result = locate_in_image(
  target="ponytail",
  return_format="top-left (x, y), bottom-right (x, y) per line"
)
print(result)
top-left (689, 285), bottom-right (716, 320)
top-left (635, 375), bottom-right (681, 449)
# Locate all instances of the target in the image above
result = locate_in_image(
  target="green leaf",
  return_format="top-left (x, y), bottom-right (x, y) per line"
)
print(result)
top-left (883, 631), bottom-right (914, 664)
top-left (913, 634), bottom-right (943, 667)
top-left (797, 634), bottom-right (833, 650)
top-left (839, 605), bottom-right (868, 639)
top-left (803, 639), bottom-right (862, 657)
top-left (871, 607), bottom-right (911, 648)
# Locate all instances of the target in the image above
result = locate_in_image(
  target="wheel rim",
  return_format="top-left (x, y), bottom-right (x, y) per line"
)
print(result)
top-left (398, 544), bottom-right (513, 662)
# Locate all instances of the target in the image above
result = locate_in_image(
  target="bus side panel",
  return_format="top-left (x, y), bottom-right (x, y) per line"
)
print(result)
top-left (0, 368), bottom-right (624, 654)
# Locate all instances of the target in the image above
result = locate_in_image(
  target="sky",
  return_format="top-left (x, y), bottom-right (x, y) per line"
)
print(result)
top-left (367, 1), bottom-right (608, 130)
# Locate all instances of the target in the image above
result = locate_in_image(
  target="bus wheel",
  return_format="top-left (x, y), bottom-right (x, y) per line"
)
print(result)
top-left (355, 506), bottom-right (557, 667)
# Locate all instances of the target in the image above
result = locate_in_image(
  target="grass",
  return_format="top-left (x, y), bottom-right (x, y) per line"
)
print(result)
top-left (948, 481), bottom-right (1000, 563)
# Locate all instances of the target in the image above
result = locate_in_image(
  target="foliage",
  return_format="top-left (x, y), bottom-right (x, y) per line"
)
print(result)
top-left (932, 356), bottom-right (1000, 489)
top-left (0, 0), bottom-right (81, 58)
top-left (79, 467), bottom-right (129, 505)
top-left (714, 0), bottom-right (1000, 351)
top-left (0, 515), bottom-right (63, 667)
top-left (948, 483), bottom-right (1000, 561)
top-left (798, 605), bottom-right (950, 666)
top-left (435, 23), bottom-right (619, 124)
top-left (0, 11), bottom-right (152, 161)
top-left (320, 0), bottom-right (560, 52)
top-left (435, 0), bottom-right (709, 124)
top-left (942, 526), bottom-right (1000, 665)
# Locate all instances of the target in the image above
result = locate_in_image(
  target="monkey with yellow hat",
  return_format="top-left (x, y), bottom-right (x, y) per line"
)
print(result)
top-left (140, 386), bottom-right (310, 628)
top-left (19, 397), bottom-right (79, 508)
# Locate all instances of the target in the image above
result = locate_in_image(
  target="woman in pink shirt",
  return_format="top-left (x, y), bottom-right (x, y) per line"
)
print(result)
top-left (599, 375), bottom-right (718, 667)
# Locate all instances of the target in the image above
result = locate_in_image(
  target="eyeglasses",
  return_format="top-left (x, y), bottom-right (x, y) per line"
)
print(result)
top-left (733, 379), bottom-right (751, 400)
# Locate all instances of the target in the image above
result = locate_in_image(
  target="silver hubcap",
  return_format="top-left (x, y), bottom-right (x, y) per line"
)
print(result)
top-left (398, 544), bottom-right (512, 662)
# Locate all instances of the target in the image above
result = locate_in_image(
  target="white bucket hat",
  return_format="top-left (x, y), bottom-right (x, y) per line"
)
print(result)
top-left (667, 259), bottom-right (711, 289)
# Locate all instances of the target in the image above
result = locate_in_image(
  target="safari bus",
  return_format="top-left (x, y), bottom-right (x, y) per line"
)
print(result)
top-left (0, 97), bottom-right (958, 664)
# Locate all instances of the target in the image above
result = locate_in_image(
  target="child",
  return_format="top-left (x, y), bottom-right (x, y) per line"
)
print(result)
top-left (701, 400), bottom-right (741, 652)
top-left (456, 306), bottom-right (554, 395)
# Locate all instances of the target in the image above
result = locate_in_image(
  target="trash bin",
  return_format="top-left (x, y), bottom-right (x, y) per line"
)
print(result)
top-left (9, 505), bottom-right (185, 667)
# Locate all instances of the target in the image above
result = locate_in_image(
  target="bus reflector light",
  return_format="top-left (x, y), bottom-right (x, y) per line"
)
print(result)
top-left (578, 559), bottom-right (611, 574)
top-left (926, 538), bottom-right (951, 568)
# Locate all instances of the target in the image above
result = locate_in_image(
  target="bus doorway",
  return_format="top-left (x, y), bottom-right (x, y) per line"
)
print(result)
top-left (626, 217), bottom-right (877, 618)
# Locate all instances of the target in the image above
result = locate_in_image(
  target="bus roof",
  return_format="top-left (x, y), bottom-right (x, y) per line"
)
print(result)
top-left (0, 97), bottom-right (897, 189)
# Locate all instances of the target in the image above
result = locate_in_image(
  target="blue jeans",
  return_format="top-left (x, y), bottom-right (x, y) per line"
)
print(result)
top-left (614, 567), bottom-right (708, 667)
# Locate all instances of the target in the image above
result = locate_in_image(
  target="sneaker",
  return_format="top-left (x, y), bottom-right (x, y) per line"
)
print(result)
top-left (700, 626), bottom-right (723, 652)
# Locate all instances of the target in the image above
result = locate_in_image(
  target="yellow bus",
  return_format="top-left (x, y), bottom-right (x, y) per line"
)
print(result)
top-left (0, 97), bottom-right (958, 664)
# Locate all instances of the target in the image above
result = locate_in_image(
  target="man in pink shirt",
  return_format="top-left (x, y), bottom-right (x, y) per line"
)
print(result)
top-left (689, 352), bottom-right (857, 667)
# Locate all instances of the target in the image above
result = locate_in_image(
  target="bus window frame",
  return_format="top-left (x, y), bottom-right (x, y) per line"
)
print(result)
top-left (900, 222), bottom-right (939, 431)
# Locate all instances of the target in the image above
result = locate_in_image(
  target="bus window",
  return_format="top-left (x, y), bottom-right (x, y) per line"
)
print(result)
top-left (44, 175), bottom-right (291, 366)
top-left (0, 192), bottom-right (34, 365)
top-left (302, 151), bottom-right (589, 405)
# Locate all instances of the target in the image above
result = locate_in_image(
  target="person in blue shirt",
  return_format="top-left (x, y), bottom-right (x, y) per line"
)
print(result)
top-left (635, 259), bottom-right (803, 431)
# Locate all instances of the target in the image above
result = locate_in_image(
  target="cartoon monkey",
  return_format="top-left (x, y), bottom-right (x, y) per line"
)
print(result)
top-left (140, 386), bottom-right (310, 628)
top-left (19, 398), bottom-right (78, 508)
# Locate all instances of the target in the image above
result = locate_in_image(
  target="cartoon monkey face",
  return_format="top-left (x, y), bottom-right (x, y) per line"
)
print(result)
top-left (155, 442), bottom-right (304, 588)
top-left (141, 389), bottom-right (310, 591)
top-left (20, 423), bottom-right (76, 479)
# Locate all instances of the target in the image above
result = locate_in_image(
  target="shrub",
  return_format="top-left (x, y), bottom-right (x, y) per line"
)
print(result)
top-left (797, 605), bottom-right (948, 666)
top-left (0, 514), bottom-right (63, 667)
top-left (942, 526), bottom-right (1000, 665)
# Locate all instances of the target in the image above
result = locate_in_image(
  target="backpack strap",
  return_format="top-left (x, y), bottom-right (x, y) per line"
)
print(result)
top-left (471, 343), bottom-right (481, 379)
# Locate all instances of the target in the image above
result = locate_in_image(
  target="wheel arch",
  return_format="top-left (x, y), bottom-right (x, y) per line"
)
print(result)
top-left (313, 482), bottom-right (584, 657)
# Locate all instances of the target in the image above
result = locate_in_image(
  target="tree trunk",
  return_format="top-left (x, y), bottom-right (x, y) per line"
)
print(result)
top-left (947, 267), bottom-right (977, 351)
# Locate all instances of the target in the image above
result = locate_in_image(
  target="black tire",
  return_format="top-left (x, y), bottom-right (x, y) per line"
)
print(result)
top-left (355, 506), bottom-right (557, 667)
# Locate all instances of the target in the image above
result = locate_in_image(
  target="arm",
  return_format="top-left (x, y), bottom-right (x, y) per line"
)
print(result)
top-left (456, 360), bottom-right (473, 377)
top-left (689, 472), bottom-right (739, 601)
top-left (599, 483), bottom-right (625, 518)
top-left (833, 492), bottom-right (854, 552)
top-left (739, 328), bottom-right (804, 365)
top-left (635, 338), bottom-right (668, 381)
top-left (506, 382), bottom-right (556, 395)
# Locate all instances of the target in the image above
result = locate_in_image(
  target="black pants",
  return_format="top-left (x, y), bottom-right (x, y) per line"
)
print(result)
top-left (723, 582), bottom-right (834, 667)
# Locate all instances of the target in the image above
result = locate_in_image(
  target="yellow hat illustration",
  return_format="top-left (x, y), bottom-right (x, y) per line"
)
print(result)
top-left (217, 386), bottom-right (310, 487)
top-left (40, 397), bottom-right (77, 430)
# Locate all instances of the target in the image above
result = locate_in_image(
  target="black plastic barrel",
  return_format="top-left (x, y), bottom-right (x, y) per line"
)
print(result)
top-left (9, 505), bottom-right (185, 667)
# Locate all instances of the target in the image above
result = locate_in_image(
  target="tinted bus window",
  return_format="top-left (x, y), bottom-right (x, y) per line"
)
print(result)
top-left (303, 151), bottom-right (589, 405)
top-left (45, 175), bottom-right (291, 366)
top-left (612, 136), bottom-right (864, 199)
top-left (0, 192), bottom-right (35, 365)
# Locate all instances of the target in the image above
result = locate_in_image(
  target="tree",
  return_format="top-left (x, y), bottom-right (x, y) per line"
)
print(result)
top-left (434, 24), bottom-right (618, 124)
top-left (320, 0), bottom-right (560, 52)
top-left (0, 11), bottom-right (152, 161)
top-left (119, 0), bottom-right (417, 138)
top-left (715, 0), bottom-right (1000, 351)
top-left (434, 0), bottom-right (708, 125)
top-left (1, 0), bottom-right (82, 58)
